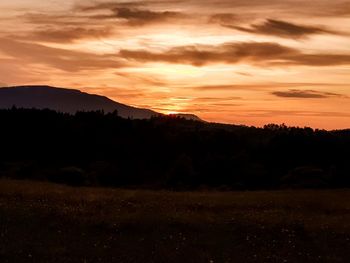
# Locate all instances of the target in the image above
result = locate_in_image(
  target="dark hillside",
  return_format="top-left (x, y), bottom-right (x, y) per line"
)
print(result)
top-left (0, 86), bottom-right (158, 119)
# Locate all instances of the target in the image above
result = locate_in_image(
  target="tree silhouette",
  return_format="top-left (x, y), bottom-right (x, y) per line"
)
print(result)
top-left (0, 107), bottom-right (349, 190)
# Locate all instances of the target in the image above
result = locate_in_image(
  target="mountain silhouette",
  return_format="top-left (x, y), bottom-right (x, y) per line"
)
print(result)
top-left (0, 85), bottom-right (160, 119)
top-left (0, 85), bottom-right (202, 120)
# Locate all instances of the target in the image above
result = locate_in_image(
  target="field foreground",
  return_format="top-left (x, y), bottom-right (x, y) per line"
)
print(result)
top-left (0, 180), bottom-right (350, 262)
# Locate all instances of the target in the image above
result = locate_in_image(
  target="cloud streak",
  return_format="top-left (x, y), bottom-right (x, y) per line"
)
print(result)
top-left (119, 42), bottom-right (350, 67)
top-left (110, 7), bottom-right (182, 26)
top-left (272, 89), bottom-right (347, 99)
top-left (77, 3), bottom-right (185, 26)
top-left (27, 27), bottom-right (114, 43)
top-left (228, 19), bottom-right (341, 38)
top-left (189, 83), bottom-right (349, 91)
top-left (119, 42), bottom-right (297, 66)
top-left (0, 38), bottom-right (123, 72)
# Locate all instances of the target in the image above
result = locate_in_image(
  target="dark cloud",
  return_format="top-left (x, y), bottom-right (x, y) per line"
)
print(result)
top-left (76, 1), bottom-right (188, 11)
top-left (23, 6), bottom-right (183, 28)
top-left (77, 2), bottom-right (184, 26)
top-left (111, 7), bottom-right (182, 26)
top-left (0, 38), bottom-right (123, 72)
top-left (229, 19), bottom-right (340, 38)
top-left (27, 27), bottom-right (113, 43)
top-left (119, 42), bottom-right (350, 67)
top-left (120, 42), bottom-right (297, 66)
top-left (77, 2), bottom-right (146, 11)
top-left (209, 13), bottom-right (238, 24)
top-left (272, 89), bottom-right (347, 98)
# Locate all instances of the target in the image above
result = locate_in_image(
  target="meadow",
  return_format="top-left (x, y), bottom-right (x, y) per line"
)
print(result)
top-left (0, 179), bottom-right (349, 262)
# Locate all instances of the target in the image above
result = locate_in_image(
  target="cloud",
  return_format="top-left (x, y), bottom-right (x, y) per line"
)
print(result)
top-left (76, 2), bottom-right (146, 11)
top-left (0, 58), bottom-right (48, 84)
top-left (119, 42), bottom-right (350, 67)
top-left (281, 54), bottom-right (350, 66)
top-left (111, 7), bottom-right (182, 26)
top-left (229, 19), bottom-right (341, 38)
top-left (0, 38), bottom-right (123, 72)
top-left (77, 2), bottom-right (185, 26)
top-left (189, 82), bottom-right (349, 91)
top-left (191, 84), bottom-right (260, 91)
top-left (83, 0), bottom-right (350, 20)
top-left (80, 86), bottom-right (148, 100)
top-left (272, 89), bottom-right (347, 98)
top-left (22, 13), bottom-right (88, 26)
top-left (193, 96), bottom-right (242, 101)
top-left (26, 27), bottom-right (114, 43)
top-left (241, 109), bottom-right (350, 118)
top-left (115, 72), bottom-right (167, 86)
top-left (209, 13), bottom-right (238, 24)
top-left (119, 42), bottom-right (297, 66)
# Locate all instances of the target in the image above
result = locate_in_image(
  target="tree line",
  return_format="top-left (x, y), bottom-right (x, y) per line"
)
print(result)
top-left (0, 108), bottom-right (349, 190)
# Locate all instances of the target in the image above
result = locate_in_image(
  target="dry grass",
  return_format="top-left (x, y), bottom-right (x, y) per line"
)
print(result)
top-left (0, 179), bottom-right (350, 262)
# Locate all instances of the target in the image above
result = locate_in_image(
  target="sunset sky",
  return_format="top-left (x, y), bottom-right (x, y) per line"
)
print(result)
top-left (0, 0), bottom-right (350, 129)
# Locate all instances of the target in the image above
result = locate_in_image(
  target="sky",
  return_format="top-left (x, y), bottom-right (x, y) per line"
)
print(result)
top-left (0, 0), bottom-right (350, 129)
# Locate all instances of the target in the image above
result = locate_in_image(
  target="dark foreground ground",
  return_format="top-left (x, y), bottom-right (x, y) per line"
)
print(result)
top-left (0, 180), bottom-right (349, 263)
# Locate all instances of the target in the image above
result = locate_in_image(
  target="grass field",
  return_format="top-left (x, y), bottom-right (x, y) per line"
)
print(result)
top-left (0, 179), bottom-right (349, 262)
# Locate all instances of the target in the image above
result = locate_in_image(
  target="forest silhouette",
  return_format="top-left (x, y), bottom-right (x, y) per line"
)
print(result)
top-left (1, 107), bottom-right (349, 190)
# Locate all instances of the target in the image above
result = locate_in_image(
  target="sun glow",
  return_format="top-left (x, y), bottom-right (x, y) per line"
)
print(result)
top-left (1, 0), bottom-right (350, 129)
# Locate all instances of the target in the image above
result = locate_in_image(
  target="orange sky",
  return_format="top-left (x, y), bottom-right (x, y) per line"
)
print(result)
top-left (0, 0), bottom-right (350, 129)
